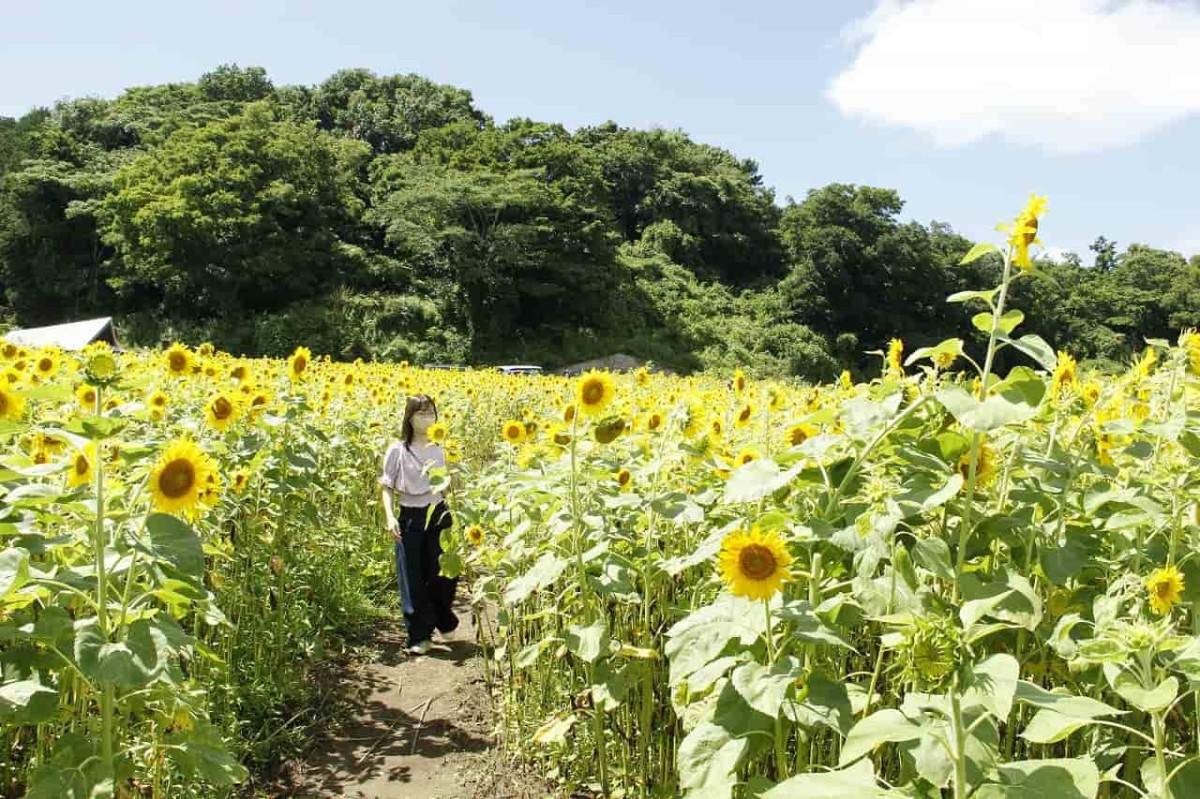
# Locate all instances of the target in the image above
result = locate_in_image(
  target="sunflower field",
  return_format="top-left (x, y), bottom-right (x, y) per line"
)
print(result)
top-left (3, 196), bottom-right (1200, 799)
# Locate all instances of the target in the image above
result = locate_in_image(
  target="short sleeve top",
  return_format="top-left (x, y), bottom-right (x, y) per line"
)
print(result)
top-left (379, 441), bottom-right (446, 507)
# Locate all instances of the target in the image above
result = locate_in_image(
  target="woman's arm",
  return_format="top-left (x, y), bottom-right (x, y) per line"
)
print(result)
top-left (381, 486), bottom-right (401, 541)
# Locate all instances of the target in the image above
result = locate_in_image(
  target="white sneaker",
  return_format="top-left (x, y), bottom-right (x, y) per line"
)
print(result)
top-left (406, 639), bottom-right (432, 656)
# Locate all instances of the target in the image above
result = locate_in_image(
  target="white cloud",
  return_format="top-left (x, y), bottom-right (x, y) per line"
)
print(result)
top-left (827, 0), bottom-right (1200, 153)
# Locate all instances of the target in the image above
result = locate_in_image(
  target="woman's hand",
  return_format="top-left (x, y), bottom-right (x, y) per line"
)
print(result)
top-left (387, 517), bottom-right (402, 542)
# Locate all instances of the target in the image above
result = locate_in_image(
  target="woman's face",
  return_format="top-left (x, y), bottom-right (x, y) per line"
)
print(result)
top-left (411, 407), bottom-right (436, 433)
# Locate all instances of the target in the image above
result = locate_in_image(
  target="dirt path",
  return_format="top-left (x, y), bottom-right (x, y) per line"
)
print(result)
top-left (285, 602), bottom-right (543, 798)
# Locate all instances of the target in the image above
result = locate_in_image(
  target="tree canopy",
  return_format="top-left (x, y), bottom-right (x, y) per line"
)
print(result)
top-left (0, 64), bottom-right (1195, 376)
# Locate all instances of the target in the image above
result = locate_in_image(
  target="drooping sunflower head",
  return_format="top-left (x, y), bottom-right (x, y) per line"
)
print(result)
top-left (717, 526), bottom-right (793, 601)
top-left (896, 615), bottom-right (962, 691)
top-left (1146, 566), bottom-right (1185, 615)
top-left (164, 343), bottom-right (193, 377)
top-left (149, 439), bottom-right (216, 518)
top-left (593, 416), bottom-right (627, 445)
top-left (502, 420), bottom-right (527, 445)
top-left (289, 346), bottom-right (312, 381)
top-left (576, 371), bottom-right (615, 417)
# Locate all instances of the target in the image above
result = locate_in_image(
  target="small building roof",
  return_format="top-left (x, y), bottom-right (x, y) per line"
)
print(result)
top-left (4, 317), bottom-right (120, 351)
top-left (559, 353), bottom-right (656, 376)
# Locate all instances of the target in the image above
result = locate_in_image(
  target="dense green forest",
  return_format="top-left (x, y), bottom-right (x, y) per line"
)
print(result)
top-left (1, 65), bottom-right (1196, 377)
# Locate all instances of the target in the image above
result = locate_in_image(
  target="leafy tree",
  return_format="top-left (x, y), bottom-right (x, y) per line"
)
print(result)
top-left (778, 184), bottom-right (966, 363)
top-left (302, 69), bottom-right (485, 155)
top-left (1090, 236), bottom-right (1118, 271)
top-left (578, 124), bottom-right (785, 285)
top-left (98, 101), bottom-right (369, 321)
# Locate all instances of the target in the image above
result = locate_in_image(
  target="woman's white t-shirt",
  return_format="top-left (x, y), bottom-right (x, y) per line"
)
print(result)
top-left (379, 441), bottom-right (446, 507)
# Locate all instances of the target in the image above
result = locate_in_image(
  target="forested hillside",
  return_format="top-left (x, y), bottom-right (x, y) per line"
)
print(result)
top-left (1, 65), bottom-right (1196, 376)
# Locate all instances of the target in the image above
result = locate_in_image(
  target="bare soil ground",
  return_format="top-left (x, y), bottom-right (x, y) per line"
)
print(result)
top-left (278, 603), bottom-right (547, 799)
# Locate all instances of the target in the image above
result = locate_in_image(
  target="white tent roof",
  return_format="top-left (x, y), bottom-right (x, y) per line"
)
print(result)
top-left (4, 317), bottom-right (119, 351)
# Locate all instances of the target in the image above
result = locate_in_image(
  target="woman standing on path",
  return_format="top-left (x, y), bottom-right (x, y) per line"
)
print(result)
top-left (379, 394), bottom-right (459, 655)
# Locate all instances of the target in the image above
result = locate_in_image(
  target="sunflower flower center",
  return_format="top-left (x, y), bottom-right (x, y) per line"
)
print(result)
top-left (581, 380), bottom-right (605, 405)
top-left (158, 458), bottom-right (196, 499)
top-left (212, 397), bottom-right (233, 420)
top-left (738, 544), bottom-right (778, 581)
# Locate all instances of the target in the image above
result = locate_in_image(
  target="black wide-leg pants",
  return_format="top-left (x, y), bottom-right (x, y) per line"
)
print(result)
top-left (394, 501), bottom-right (459, 643)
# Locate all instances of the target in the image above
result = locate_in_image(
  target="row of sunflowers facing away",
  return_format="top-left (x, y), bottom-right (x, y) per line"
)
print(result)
top-left (2, 196), bottom-right (1200, 798)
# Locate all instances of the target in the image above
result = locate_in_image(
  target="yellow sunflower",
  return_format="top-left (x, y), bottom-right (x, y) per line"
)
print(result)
top-left (230, 468), bottom-right (250, 494)
top-left (149, 439), bottom-right (217, 517)
top-left (717, 527), bottom-right (793, 600)
top-left (785, 422), bottom-right (819, 448)
top-left (1146, 566), bottom-right (1185, 615)
top-left (957, 440), bottom-right (998, 487)
top-left (733, 447), bottom-right (761, 468)
top-left (0, 386), bottom-right (26, 421)
top-left (614, 468), bottom-right (632, 491)
top-left (76, 384), bottom-right (99, 410)
top-left (734, 403), bottom-right (754, 429)
top-left (33, 348), bottom-right (59, 378)
top-left (502, 420), bottom-right (527, 445)
top-left (67, 445), bottom-right (96, 488)
top-left (646, 411), bottom-right (664, 432)
top-left (1181, 330), bottom-right (1200, 376)
top-left (576, 371), bottom-right (615, 417)
top-left (164, 343), bottom-right (193, 377)
top-left (289, 346), bottom-right (312, 381)
top-left (732, 369), bottom-right (747, 394)
top-left (427, 421), bottom-right (448, 443)
top-left (465, 524), bottom-right (486, 546)
top-left (1052, 350), bottom-right (1078, 397)
top-left (886, 338), bottom-right (904, 378)
top-left (205, 392), bottom-right (240, 432)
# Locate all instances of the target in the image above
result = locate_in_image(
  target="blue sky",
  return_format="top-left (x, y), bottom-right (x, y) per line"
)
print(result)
top-left (3, 0), bottom-right (1198, 263)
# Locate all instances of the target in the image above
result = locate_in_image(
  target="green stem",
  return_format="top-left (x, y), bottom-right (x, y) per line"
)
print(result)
top-left (763, 599), bottom-right (788, 780)
top-left (91, 385), bottom-right (115, 768)
top-left (954, 246), bottom-right (1015, 602)
top-left (950, 673), bottom-right (969, 799)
